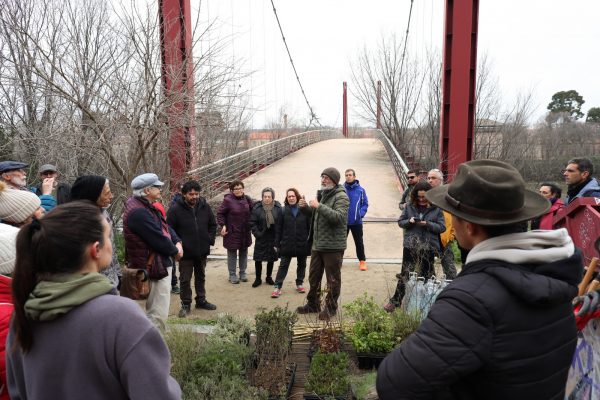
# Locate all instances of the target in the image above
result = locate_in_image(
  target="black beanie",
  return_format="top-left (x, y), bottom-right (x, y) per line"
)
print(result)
top-left (321, 167), bottom-right (341, 184)
top-left (70, 175), bottom-right (107, 203)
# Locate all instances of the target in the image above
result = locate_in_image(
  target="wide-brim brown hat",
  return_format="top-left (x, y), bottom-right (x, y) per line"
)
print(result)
top-left (426, 159), bottom-right (550, 226)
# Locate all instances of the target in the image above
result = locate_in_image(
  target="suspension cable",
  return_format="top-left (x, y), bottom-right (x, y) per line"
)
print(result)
top-left (269, 0), bottom-right (321, 127)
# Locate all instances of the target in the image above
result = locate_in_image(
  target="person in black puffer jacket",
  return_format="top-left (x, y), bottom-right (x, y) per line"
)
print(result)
top-left (271, 188), bottom-right (312, 298)
top-left (250, 187), bottom-right (282, 287)
top-left (377, 160), bottom-right (582, 400)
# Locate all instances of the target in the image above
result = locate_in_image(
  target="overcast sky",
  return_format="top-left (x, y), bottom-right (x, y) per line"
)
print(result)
top-left (195, 0), bottom-right (600, 129)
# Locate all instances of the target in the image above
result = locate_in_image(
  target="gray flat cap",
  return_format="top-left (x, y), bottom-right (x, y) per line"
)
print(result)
top-left (38, 164), bottom-right (57, 173)
top-left (131, 173), bottom-right (164, 190)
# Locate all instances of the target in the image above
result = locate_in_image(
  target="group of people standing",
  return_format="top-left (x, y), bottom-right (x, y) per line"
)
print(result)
top-left (216, 167), bottom-right (368, 312)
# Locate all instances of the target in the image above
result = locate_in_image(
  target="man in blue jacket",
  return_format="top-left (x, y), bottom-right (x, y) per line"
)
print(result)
top-left (344, 169), bottom-right (369, 271)
top-left (563, 157), bottom-right (600, 203)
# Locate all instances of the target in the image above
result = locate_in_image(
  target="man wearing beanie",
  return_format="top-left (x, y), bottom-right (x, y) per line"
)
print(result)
top-left (0, 223), bottom-right (19, 400)
top-left (0, 182), bottom-right (44, 227)
top-left (297, 167), bottom-right (349, 320)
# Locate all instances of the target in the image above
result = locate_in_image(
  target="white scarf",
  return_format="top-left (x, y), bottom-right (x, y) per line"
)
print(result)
top-left (466, 228), bottom-right (575, 265)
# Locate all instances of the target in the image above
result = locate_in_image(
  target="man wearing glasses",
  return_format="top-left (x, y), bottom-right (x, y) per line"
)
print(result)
top-left (399, 170), bottom-right (419, 210)
top-left (563, 157), bottom-right (600, 204)
top-left (123, 173), bottom-right (183, 330)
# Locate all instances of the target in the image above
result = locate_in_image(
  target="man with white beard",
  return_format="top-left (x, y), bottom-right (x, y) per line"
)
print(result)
top-left (297, 167), bottom-right (349, 321)
top-left (0, 161), bottom-right (28, 189)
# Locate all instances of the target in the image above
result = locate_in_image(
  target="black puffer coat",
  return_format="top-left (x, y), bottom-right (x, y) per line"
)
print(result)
top-left (377, 251), bottom-right (582, 400)
top-left (166, 197), bottom-right (217, 259)
top-left (250, 201), bottom-right (282, 261)
top-left (275, 205), bottom-right (311, 257)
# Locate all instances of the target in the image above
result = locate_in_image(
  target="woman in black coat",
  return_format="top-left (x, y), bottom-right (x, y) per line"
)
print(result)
top-left (271, 188), bottom-right (311, 298)
top-left (250, 187), bottom-right (282, 287)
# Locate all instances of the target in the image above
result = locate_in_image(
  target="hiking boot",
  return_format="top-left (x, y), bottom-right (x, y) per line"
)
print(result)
top-left (178, 303), bottom-right (190, 318)
top-left (296, 304), bottom-right (320, 314)
top-left (296, 285), bottom-right (306, 293)
top-left (196, 301), bottom-right (217, 311)
top-left (318, 308), bottom-right (337, 321)
top-left (383, 302), bottom-right (396, 313)
top-left (229, 276), bottom-right (240, 284)
top-left (271, 287), bottom-right (282, 298)
top-left (265, 276), bottom-right (275, 285)
top-left (252, 278), bottom-right (262, 288)
top-left (171, 285), bottom-right (180, 294)
top-left (240, 273), bottom-right (248, 282)
top-left (359, 261), bottom-right (367, 271)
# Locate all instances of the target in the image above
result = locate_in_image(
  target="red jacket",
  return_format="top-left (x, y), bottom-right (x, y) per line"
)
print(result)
top-left (0, 275), bottom-right (13, 400)
top-left (539, 198), bottom-right (564, 230)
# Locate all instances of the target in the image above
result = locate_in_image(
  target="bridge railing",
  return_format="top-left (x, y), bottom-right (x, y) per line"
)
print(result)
top-left (369, 129), bottom-right (410, 190)
top-left (554, 197), bottom-right (600, 267)
top-left (187, 129), bottom-right (342, 199)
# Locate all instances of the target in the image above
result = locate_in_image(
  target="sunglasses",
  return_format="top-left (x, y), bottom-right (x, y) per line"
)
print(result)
top-left (407, 176), bottom-right (417, 180)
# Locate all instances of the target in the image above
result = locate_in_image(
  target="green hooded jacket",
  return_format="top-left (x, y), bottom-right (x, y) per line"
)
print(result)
top-left (308, 184), bottom-right (349, 251)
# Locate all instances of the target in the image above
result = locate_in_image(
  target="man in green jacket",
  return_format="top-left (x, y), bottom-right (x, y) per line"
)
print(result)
top-left (297, 167), bottom-right (349, 320)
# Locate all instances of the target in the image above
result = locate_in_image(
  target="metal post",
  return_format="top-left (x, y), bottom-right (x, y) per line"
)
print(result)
top-left (440, 0), bottom-right (479, 180)
top-left (159, 0), bottom-right (196, 188)
top-left (376, 80), bottom-right (382, 129)
top-left (343, 82), bottom-right (348, 138)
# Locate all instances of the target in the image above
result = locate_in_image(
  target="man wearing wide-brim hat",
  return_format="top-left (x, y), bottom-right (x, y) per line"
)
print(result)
top-left (377, 159), bottom-right (582, 400)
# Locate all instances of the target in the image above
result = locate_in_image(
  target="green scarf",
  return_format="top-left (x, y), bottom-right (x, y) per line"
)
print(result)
top-left (25, 273), bottom-right (114, 321)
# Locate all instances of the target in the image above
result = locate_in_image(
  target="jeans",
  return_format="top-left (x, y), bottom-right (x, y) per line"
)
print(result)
top-left (227, 248), bottom-right (248, 278)
top-left (274, 255), bottom-right (307, 288)
top-left (147, 266), bottom-right (172, 331)
top-left (306, 250), bottom-right (343, 312)
top-left (179, 257), bottom-right (207, 305)
top-left (347, 224), bottom-right (366, 261)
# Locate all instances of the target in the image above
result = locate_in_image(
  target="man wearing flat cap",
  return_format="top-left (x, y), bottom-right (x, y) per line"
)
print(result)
top-left (0, 161), bottom-right (29, 190)
top-left (377, 159), bottom-right (582, 400)
top-left (297, 167), bottom-right (349, 320)
top-left (32, 164), bottom-right (71, 211)
top-left (123, 173), bottom-right (183, 330)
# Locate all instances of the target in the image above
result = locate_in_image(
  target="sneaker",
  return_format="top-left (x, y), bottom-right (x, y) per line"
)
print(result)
top-left (383, 302), bottom-right (396, 313)
top-left (196, 301), bottom-right (217, 311)
top-left (359, 261), bottom-right (367, 271)
top-left (271, 288), bottom-right (282, 298)
top-left (171, 285), bottom-right (180, 294)
top-left (296, 304), bottom-right (320, 314)
top-left (296, 285), bottom-right (306, 293)
top-left (240, 273), bottom-right (248, 282)
top-left (178, 304), bottom-right (190, 318)
top-left (229, 276), bottom-right (240, 284)
top-left (318, 309), bottom-right (337, 321)
top-left (265, 276), bottom-right (275, 285)
top-left (252, 278), bottom-right (262, 288)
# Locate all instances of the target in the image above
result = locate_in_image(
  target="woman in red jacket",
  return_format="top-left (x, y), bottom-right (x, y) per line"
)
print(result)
top-left (531, 182), bottom-right (564, 230)
top-left (0, 223), bottom-right (19, 400)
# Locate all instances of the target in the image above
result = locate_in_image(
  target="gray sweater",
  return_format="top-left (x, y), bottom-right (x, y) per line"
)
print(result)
top-left (6, 295), bottom-right (181, 400)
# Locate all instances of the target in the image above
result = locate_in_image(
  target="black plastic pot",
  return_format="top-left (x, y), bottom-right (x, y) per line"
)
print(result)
top-left (356, 352), bottom-right (387, 370)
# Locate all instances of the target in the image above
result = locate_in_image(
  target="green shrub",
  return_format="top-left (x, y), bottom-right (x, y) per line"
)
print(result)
top-left (192, 340), bottom-right (253, 380)
top-left (350, 372), bottom-right (377, 400)
top-left (183, 376), bottom-right (268, 400)
top-left (114, 233), bottom-right (125, 265)
top-left (209, 313), bottom-right (252, 345)
top-left (343, 293), bottom-right (395, 353)
top-left (164, 327), bottom-right (203, 387)
top-left (305, 351), bottom-right (350, 397)
top-left (255, 306), bottom-right (297, 356)
top-left (390, 308), bottom-right (421, 344)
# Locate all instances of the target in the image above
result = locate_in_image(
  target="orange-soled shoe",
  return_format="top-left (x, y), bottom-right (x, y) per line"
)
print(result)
top-left (359, 261), bottom-right (367, 271)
